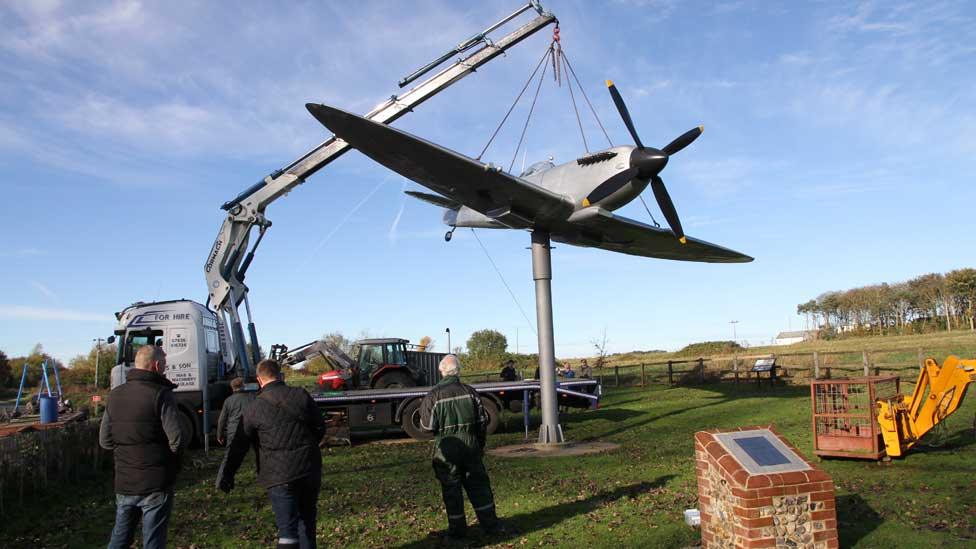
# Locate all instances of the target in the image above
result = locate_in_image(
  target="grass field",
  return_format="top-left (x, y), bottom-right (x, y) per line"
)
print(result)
top-left (2, 381), bottom-right (974, 548)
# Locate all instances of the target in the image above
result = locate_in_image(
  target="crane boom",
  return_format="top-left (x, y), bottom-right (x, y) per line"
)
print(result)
top-left (203, 3), bottom-right (556, 378)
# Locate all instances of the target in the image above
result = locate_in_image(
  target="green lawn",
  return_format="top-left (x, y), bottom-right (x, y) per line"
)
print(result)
top-left (2, 383), bottom-right (974, 548)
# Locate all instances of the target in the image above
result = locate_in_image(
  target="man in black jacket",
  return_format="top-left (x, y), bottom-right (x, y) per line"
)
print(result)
top-left (217, 359), bottom-right (325, 549)
top-left (217, 377), bottom-right (253, 446)
top-left (100, 345), bottom-right (186, 549)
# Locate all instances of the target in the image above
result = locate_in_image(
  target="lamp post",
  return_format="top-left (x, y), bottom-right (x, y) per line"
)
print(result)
top-left (445, 328), bottom-right (451, 354)
top-left (729, 320), bottom-right (739, 345)
top-left (93, 337), bottom-right (105, 389)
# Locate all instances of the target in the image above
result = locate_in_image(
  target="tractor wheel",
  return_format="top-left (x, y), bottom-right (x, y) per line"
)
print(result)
top-left (375, 371), bottom-right (416, 389)
top-left (400, 399), bottom-right (433, 440)
top-left (481, 397), bottom-right (500, 435)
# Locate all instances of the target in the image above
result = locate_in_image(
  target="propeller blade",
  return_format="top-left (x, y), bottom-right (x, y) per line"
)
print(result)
top-left (650, 175), bottom-right (686, 243)
top-left (606, 80), bottom-right (644, 149)
top-left (583, 167), bottom-right (639, 207)
top-left (661, 126), bottom-right (703, 156)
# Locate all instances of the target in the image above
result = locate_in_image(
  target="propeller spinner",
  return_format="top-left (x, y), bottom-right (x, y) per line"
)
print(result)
top-left (584, 80), bottom-right (702, 244)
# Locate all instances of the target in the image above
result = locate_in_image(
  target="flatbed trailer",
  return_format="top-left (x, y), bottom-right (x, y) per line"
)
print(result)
top-left (312, 378), bottom-right (601, 440)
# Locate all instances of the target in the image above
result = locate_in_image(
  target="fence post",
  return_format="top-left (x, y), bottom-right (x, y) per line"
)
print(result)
top-left (614, 365), bottom-right (620, 387)
top-left (918, 348), bottom-right (924, 369)
top-left (826, 367), bottom-right (831, 379)
top-left (698, 358), bottom-right (705, 384)
top-left (862, 350), bottom-right (869, 377)
top-left (732, 355), bottom-right (739, 384)
top-left (813, 351), bottom-right (820, 379)
top-left (640, 363), bottom-right (646, 387)
top-left (668, 361), bottom-right (674, 385)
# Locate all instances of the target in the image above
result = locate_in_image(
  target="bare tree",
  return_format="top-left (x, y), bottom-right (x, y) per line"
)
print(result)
top-left (591, 327), bottom-right (610, 369)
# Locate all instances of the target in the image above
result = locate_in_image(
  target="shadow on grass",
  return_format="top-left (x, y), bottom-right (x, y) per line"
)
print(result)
top-left (908, 427), bottom-right (976, 453)
top-left (691, 381), bottom-right (811, 400)
top-left (394, 476), bottom-right (676, 549)
top-left (574, 397), bottom-right (731, 441)
top-left (836, 493), bottom-right (881, 547)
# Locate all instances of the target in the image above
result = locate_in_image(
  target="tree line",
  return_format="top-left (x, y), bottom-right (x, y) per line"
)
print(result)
top-left (796, 268), bottom-right (976, 336)
top-left (0, 343), bottom-right (117, 391)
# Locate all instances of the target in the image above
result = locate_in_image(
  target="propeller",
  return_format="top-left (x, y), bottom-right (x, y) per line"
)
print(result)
top-left (583, 80), bottom-right (703, 244)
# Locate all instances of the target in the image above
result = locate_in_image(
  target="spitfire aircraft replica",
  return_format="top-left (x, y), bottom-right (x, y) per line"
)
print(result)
top-left (306, 82), bottom-right (752, 444)
top-left (307, 82), bottom-right (750, 263)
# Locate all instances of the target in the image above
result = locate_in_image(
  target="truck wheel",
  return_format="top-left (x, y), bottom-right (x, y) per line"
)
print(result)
top-left (375, 371), bottom-right (416, 389)
top-left (481, 397), bottom-right (500, 435)
top-left (400, 399), bottom-right (433, 440)
top-left (178, 408), bottom-right (198, 447)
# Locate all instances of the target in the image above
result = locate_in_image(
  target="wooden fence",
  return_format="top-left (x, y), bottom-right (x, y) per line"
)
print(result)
top-left (459, 345), bottom-right (973, 389)
top-left (0, 420), bottom-right (110, 519)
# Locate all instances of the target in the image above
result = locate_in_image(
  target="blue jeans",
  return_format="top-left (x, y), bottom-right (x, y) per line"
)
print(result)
top-left (268, 476), bottom-right (320, 548)
top-left (108, 491), bottom-right (174, 549)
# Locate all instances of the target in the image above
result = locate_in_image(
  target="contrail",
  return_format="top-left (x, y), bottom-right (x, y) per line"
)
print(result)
top-left (387, 180), bottom-right (408, 243)
top-left (301, 175), bottom-right (389, 267)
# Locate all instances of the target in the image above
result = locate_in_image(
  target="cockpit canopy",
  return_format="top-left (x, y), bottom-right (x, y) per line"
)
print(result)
top-left (520, 160), bottom-right (555, 178)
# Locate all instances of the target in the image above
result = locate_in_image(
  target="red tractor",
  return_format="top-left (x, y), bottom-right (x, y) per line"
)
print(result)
top-left (272, 338), bottom-right (444, 391)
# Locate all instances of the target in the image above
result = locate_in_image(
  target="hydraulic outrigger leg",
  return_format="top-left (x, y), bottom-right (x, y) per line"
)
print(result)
top-left (876, 355), bottom-right (976, 457)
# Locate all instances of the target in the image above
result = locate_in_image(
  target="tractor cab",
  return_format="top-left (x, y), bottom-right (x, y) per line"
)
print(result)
top-left (353, 338), bottom-right (418, 389)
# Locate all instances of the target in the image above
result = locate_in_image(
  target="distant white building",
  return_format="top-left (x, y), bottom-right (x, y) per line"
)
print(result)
top-left (773, 330), bottom-right (817, 346)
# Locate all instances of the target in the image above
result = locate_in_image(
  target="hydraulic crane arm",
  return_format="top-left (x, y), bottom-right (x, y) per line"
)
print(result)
top-left (877, 355), bottom-right (976, 457)
top-left (269, 340), bottom-right (357, 373)
top-left (203, 3), bottom-right (556, 378)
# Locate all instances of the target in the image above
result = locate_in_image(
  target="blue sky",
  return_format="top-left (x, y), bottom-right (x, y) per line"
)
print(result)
top-left (1, 0), bottom-right (974, 363)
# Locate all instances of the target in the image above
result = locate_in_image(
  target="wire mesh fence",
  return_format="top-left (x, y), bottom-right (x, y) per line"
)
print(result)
top-left (0, 420), bottom-right (109, 519)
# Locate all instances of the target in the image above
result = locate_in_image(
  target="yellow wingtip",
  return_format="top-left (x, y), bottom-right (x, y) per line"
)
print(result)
top-left (606, 79), bottom-right (614, 87)
top-left (582, 198), bottom-right (591, 207)
top-left (679, 237), bottom-right (687, 244)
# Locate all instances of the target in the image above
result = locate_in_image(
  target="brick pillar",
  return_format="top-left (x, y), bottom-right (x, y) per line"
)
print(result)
top-left (694, 425), bottom-right (838, 548)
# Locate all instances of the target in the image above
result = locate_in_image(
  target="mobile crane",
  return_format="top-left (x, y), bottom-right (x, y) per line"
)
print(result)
top-left (203, 1), bottom-right (557, 381)
top-left (107, 3), bottom-right (582, 445)
top-left (876, 355), bottom-right (976, 458)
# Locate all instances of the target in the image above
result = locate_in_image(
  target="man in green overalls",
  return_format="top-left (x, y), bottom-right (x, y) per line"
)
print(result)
top-left (420, 355), bottom-right (500, 539)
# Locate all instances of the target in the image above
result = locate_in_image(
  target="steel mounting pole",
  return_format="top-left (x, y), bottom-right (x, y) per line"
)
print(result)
top-left (531, 230), bottom-right (564, 444)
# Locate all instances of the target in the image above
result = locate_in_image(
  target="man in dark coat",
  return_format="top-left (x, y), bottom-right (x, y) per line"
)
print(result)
top-left (420, 355), bottom-right (500, 539)
top-left (499, 359), bottom-right (518, 382)
top-left (100, 345), bottom-right (186, 549)
top-left (217, 359), bottom-right (325, 549)
top-left (217, 377), bottom-right (254, 446)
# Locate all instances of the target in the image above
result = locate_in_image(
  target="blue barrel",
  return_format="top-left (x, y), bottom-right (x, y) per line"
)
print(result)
top-left (39, 395), bottom-right (58, 424)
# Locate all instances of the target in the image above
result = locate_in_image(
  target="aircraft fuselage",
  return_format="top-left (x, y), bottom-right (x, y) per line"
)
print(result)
top-left (447, 145), bottom-right (647, 229)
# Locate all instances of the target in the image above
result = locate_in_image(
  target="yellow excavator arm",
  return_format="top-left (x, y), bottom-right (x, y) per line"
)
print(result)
top-left (877, 356), bottom-right (976, 457)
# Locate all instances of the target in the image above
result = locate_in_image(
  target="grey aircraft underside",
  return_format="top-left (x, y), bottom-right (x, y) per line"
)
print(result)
top-left (305, 87), bottom-right (752, 264)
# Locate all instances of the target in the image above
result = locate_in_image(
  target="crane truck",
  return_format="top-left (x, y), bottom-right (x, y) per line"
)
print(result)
top-left (107, 300), bottom-right (600, 443)
top-left (104, 3), bottom-right (602, 444)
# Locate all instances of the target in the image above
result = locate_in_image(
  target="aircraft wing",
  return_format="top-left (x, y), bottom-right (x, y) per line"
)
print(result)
top-left (306, 104), bottom-right (574, 229)
top-left (553, 206), bottom-right (753, 263)
top-left (405, 190), bottom-right (460, 210)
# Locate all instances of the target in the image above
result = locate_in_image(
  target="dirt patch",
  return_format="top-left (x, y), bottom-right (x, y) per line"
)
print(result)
top-left (488, 440), bottom-right (619, 458)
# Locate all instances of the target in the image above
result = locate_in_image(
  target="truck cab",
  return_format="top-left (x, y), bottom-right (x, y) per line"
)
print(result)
top-left (108, 299), bottom-right (234, 444)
